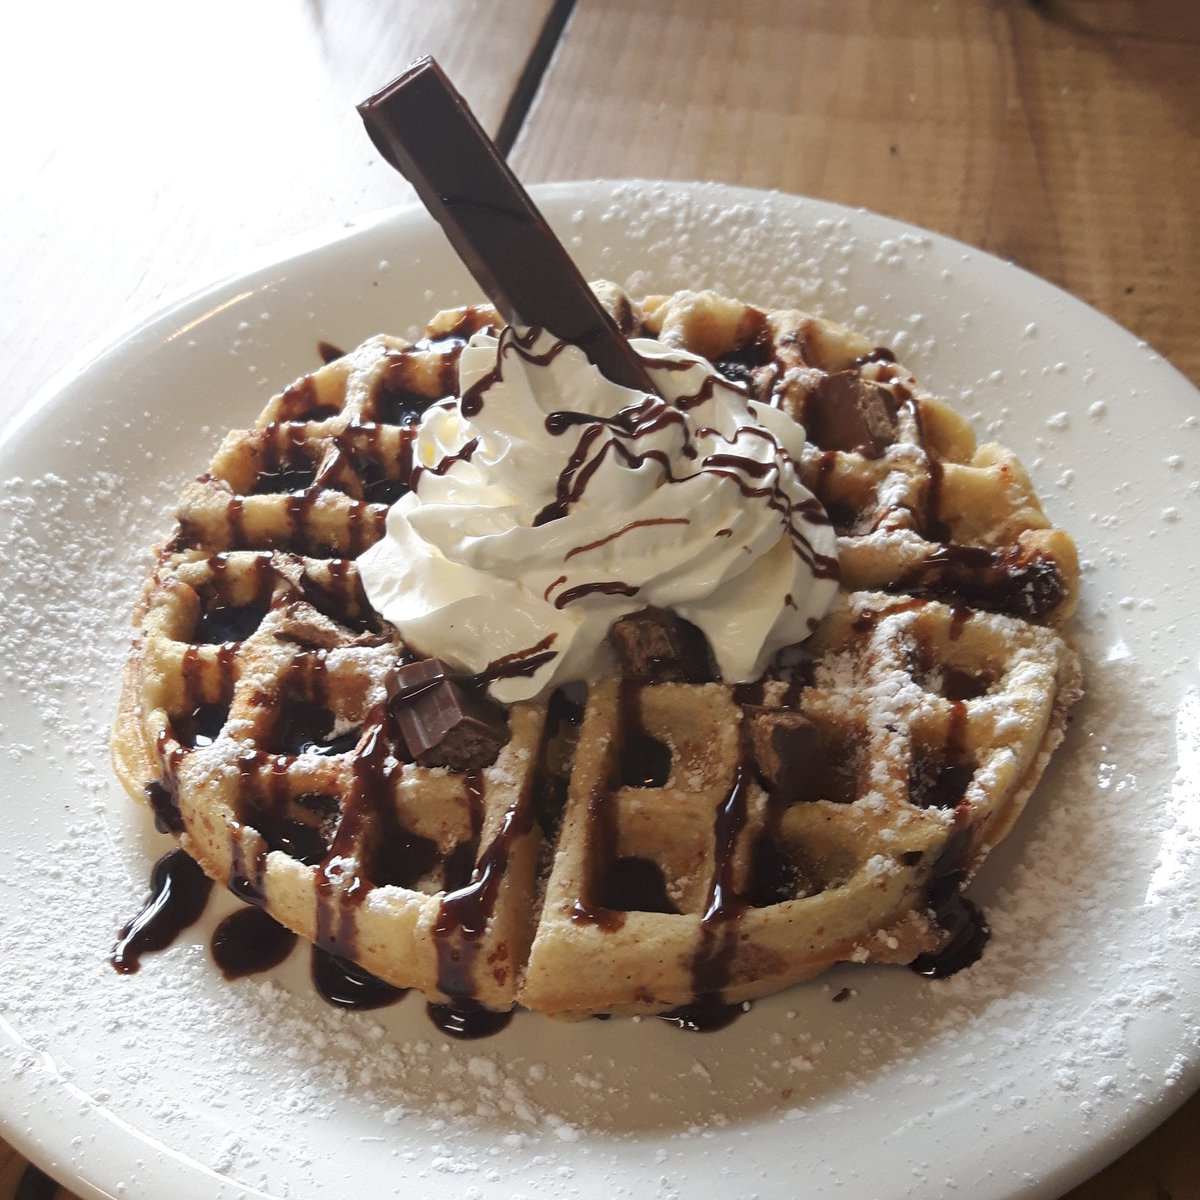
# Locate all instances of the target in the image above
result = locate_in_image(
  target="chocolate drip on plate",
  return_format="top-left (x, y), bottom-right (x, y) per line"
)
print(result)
top-left (111, 849), bottom-right (213, 974)
top-left (211, 907), bottom-right (297, 979)
top-left (658, 999), bottom-right (744, 1033)
top-left (909, 827), bottom-right (991, 978)
top-left (312, 947), bottom-right (407, 1010)
top-left (145, 774), bottom-right (183, 836)
top-left (426, 1000), bottom-right (513, 1039)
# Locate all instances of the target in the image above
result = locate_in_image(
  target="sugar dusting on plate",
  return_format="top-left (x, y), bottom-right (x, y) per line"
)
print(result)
top-left (0, 183), bottom-right (1197, 1198)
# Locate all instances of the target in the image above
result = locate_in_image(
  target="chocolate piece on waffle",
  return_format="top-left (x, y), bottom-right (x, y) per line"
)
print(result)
top-left (609, 608), bottom-right (716, 684)
top-left (741, 706), bottom-right (820, 796)
top-left (113, 284), bottom-right (1081, 1020)
top-left (358, 57), bottom-right (659, 395)
top-left (805, 372), bottom-right (899, 456)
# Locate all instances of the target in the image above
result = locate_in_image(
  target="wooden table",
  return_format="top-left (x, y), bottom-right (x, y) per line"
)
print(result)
top-left (1, 1), bottom-right (1196, 1196)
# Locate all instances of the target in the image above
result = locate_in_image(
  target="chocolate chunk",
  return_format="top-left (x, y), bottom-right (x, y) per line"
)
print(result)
top-left (390, 657), bottom-right (448, 700)
top-left (390, 659), bottom-right (509, 770)
top-left (804, 371), bottom-right (899, 457)
top-left (608, 608), bottom-right (716, 683)
top-left (741, 705), bottom-right (822, 797)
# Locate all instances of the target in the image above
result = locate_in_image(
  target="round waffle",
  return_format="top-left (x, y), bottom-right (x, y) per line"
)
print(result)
top-left (112, 285), bottom-right (1081, 1019)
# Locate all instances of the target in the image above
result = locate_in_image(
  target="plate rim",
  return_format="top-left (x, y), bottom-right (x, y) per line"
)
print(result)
top-left (1, 178), bottom-right (1197, 1200)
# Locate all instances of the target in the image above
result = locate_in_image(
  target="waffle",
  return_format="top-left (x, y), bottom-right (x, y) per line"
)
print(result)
top-left (112, 284), bottom-right (1081, 1019)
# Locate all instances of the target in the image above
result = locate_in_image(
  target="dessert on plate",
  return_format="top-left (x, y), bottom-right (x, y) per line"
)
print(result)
top-left (111, 282), bottom-right (1081, 1022)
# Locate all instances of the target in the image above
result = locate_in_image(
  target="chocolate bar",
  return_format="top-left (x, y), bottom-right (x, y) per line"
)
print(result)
top-left (390, 659), bottom-right (509, 770)
top-left (357, 57), bottom-right (658, 395)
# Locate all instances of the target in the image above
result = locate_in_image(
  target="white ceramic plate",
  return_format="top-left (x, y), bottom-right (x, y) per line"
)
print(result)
top-left (1, 181), bottom-right (1197, 1200)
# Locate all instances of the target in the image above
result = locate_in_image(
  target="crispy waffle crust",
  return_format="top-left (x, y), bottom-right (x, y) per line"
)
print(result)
top-left (112, 285), bottom-right (1081, 1019)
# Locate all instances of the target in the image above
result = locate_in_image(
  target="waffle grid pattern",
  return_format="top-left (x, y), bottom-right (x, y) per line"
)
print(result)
top-left (113, 285), bottom-right (1081, 1018)
top-left (520, 592), bottom-right (1079, 1016)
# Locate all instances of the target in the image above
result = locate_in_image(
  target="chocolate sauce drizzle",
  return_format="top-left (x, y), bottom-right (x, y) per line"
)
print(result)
top-left (530, 686), bottom-right (584, 835)
top-left (664, 759), bottom-right (753, 1033)
top-left (566, 683), bottom-right (757, 1030)
top-left (461, 324), bottom-right (571, 418)
top-left (419, 727), bottom-right (545, 1037)
top-left (802, 354), bottom-right (1067, 621)
top-left (552, 580), bottom-right (641, 609)
top-left (119, 646), bottom-right (991, 1033)
top-left (313, 712), bottom-right (393, 961)
top-left (529, 374), bottom-right (834, 585)
top-left (564, 516), bottom-right (691, 561)
top-left (570, 679), bottom-right (673, 932)
top-left (421, 324), bottom-right (837, 594)
top-left (909, 828), bottom-right (991, 977)
top-left (471, 634), bottom-right (559, 685)
top-left (167, 405), bottom-right (430, 558)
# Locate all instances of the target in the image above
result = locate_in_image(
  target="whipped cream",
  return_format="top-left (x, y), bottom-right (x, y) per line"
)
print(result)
top-left (357, 328), bottom-right (839, 703)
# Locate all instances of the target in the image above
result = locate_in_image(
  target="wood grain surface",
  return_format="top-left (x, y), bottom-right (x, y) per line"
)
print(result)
top-left (513, 0), bottom-right (1200, 387)
top-left (1, 1), bottom-right (1196, 1197)
top-left (2, 0), bottom-right (562, 409)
